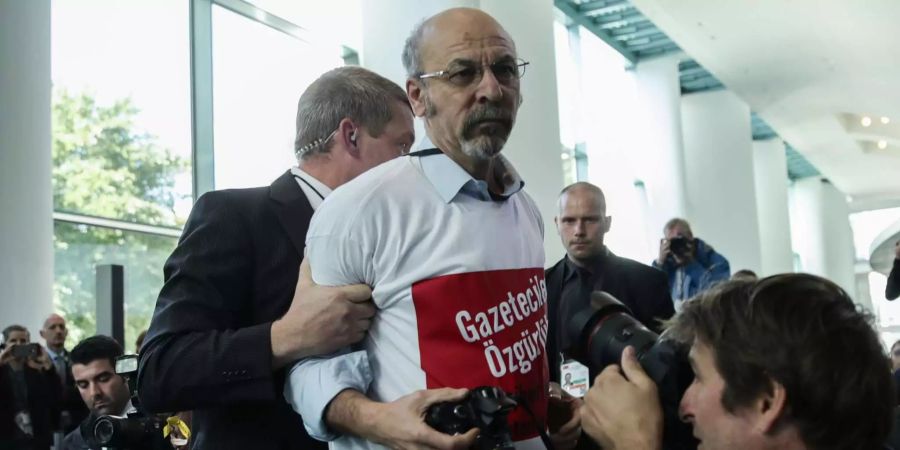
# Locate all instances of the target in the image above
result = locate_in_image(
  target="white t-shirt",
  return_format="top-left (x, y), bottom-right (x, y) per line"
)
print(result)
top-left (287, 149), bottom-right (549, 449)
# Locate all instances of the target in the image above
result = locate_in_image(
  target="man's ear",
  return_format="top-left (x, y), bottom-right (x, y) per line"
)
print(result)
top-left (406, 79), bottom-right (427, 118)
top-left (336, 118), bottom-right (359, 155)
top-left (602, 216), bottom-right (612, 234)
top-left (752, 379), bottom-right (788, 435)
top-left (554, 216), bottom-right (560, 235)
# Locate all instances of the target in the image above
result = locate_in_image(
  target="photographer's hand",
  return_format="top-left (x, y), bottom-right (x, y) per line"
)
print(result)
top-left (326, 388), bottom-right (478, 450)
top-left (271, 257), bottom-right (376, 369)
top-left (656, 239), bottom-right (670, 267)
top-left (548, 384), bottom-right (582, 450)
top-left (26, 345), bottom-right (53, 371)
top-left (0, 345), bottom-right (13, 366)
top-left (581, 346), bottom-right (663, 450)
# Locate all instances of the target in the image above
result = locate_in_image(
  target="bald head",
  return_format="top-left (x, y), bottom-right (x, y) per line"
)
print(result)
top-left (555, 182), bottom-right (611, 267)
top-left (558, 182), bottom-right (606, 215)
top-left (403, 8), bottom-right (515, 77)
top-left (41, 313), bottom-right (68, 351)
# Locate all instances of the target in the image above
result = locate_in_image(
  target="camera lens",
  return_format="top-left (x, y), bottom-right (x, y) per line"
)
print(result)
top-left (93, 417), bottom-right (116, 445)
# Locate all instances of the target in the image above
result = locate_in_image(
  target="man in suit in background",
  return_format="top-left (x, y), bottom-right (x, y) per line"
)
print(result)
top-left (40, 313), bottom-right (88, 434)
top-left (546, 182), bottom-right (674, 382)
top-left (137, 66), bottom-right (415, 450)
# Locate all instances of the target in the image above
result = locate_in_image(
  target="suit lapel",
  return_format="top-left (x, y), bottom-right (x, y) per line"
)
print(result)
top-left (269, 170), bottom-right (315, 256)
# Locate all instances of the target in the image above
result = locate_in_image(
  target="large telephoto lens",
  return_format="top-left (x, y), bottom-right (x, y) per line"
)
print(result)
top-left (566, 291), bottom-right (668, 383)
top-left (566, 291), bottom-right (697, 449)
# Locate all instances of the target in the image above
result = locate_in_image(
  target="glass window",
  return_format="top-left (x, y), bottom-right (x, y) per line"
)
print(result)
top-left (51, 0), bottom-right (193, 227)
top-left (211, 5), bottom-right (345, 189)
top-left (53, 221), bottom-right (177, 352)
top-left (243, 0), bottom-right (362, 51)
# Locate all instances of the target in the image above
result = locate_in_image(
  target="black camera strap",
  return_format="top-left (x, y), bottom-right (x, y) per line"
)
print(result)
top-left (515, 395), bottom-right (555, 450)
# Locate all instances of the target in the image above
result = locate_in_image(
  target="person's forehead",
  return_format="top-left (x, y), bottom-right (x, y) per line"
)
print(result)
top-left (561, 190), bottom-right (605, 214)
top-left (44, 315), bottom-right (65, 328)
top-left (8, 330), bottom-right (29, 341)
top-left (422, 20), bottom-right (516, 67)
top-left (73, 360), bottom-right (115, 379)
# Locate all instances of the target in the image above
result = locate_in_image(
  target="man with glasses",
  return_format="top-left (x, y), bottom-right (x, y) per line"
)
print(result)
top-left (285, 8), bottom-right (579, 450)
top-left (137, 66), bottom-right (415, 450)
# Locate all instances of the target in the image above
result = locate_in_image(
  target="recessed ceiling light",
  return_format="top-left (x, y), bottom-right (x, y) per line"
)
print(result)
top-left (877, 140), bottom-right (888, 150)
top-left (561, 153), bottom-right (570, 160)
top-left (881, 117), bottom-right (891, 124)
top-left (861, 116), bottom-right (872, 127)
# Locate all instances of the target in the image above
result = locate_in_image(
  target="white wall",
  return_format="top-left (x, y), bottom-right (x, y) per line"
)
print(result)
top-left (789, 177), bottom-right (858, 299)
top-left (752, 139), bottom-right (794, 275)
top-left (360, 0), bottom-right (566, 265)
top-left (680, 90), bottom-right (762, 274)
top-left (0, 0), bottom-right (55, 336)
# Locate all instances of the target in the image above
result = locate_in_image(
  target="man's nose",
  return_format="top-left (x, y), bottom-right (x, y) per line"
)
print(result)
top-left (678, 397), bottom-right (693, 423)
top-left (574, 221), bottom-right (586, 235)
top-left (475, 67), bottom-right (503, 103)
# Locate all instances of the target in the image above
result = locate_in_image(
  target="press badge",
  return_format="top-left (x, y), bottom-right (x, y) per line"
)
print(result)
top-left (560, 359), bottom-right (589, 398)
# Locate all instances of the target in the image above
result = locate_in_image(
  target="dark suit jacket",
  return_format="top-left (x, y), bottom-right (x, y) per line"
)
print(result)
top-left (545, 251), bottom-right (675, 382)
top-left (888, 259), bottom-right (899, 301)
top-left (0, 365), bottom-right (62, 450)
top-left (137, 171), bottom-right (326, 450)
top-left (51, 350), bottom-right (89, 434)
top-left (60, 426), bottom-right (93, 450)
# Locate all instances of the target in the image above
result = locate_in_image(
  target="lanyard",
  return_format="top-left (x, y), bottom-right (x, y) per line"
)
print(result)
top-left (292, 174), bottom-right (325, 201)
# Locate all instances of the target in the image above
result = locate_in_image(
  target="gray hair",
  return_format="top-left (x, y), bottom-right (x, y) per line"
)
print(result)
top-left (294, 66), bottom-right (410, 160)
top-left (664, 217), bottom-right (693, 235)
top-left (402, 19), bottom-right (428, 78)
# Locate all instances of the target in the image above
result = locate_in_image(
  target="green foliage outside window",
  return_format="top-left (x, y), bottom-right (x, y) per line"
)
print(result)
top-left (52, 88), bottom-right (188, 351)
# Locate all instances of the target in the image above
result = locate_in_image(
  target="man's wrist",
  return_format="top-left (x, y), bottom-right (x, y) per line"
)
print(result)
top-left (326, 389), bottom-right (380, 441)
top-left (270, 319), bottom-right (300, 370)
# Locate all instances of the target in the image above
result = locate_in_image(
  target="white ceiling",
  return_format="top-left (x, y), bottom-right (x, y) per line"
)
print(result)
top-left (630, 0), bottom-right (900, 210)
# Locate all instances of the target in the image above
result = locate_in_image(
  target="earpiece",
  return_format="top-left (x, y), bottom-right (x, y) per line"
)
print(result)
top-left (350, 130), bottom-right (358, 146)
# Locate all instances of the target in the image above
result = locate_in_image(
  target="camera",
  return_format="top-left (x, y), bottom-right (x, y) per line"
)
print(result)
top-left (82, 355), bottom-right (172, 450)
top-left (425, 386), bottom-right (517, 450)
top-left (11, 343), bottom-right (41, 359)
top-left (566, 291), bottom-right (696, 449)
top-left (668, 237), bottom-right (691, 257)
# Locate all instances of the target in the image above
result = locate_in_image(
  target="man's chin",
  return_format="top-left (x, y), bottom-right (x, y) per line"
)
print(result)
top-left (461, 136), bottom-right (507, 160)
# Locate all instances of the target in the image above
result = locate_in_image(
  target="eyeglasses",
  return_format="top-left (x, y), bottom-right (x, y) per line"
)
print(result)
top-left (418, 59), bottom-right (530, 87)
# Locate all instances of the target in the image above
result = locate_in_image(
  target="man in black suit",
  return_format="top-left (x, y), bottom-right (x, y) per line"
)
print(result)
top-left (137, 66), bottom-right (416, 450)
top-left (40, 313), bottom-right (88, 434)
top-left (546, 182), bottom-right (674, 382)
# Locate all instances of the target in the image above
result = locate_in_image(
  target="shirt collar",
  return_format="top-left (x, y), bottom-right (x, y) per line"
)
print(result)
top-left (415, 136), bottom-right (525, 203)
top-left (563, 248), bottom-right (610, 282)
top-left (290, 166), bottom-right (333, 208)
top-left (45, 347), bottom-right (64, 361)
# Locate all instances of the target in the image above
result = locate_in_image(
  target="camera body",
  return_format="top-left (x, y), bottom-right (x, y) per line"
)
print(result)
top-left (567, 291), bottom-right (697, 449)
top-left (83, 355), bottom-right (171, 450)
top-left (668, 237), bottom-right (691, 258)
top-left (11, 343), bottom-right (41, 359)
top-left (425, 386), bottom-right (517, 450)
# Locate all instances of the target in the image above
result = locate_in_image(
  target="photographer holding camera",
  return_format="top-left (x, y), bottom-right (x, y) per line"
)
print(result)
top-left (652, 218), bottom-right (730, 311)
top-left (61, 335), bottom-right (133, 450)
top-left (580, 274), bottom-right (894, 450)
top-left (0, 324), bottom-right (61, 450)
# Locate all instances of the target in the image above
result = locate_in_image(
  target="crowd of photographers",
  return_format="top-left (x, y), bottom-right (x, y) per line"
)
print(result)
top-left (5, 6), bottom-right (900, 450)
